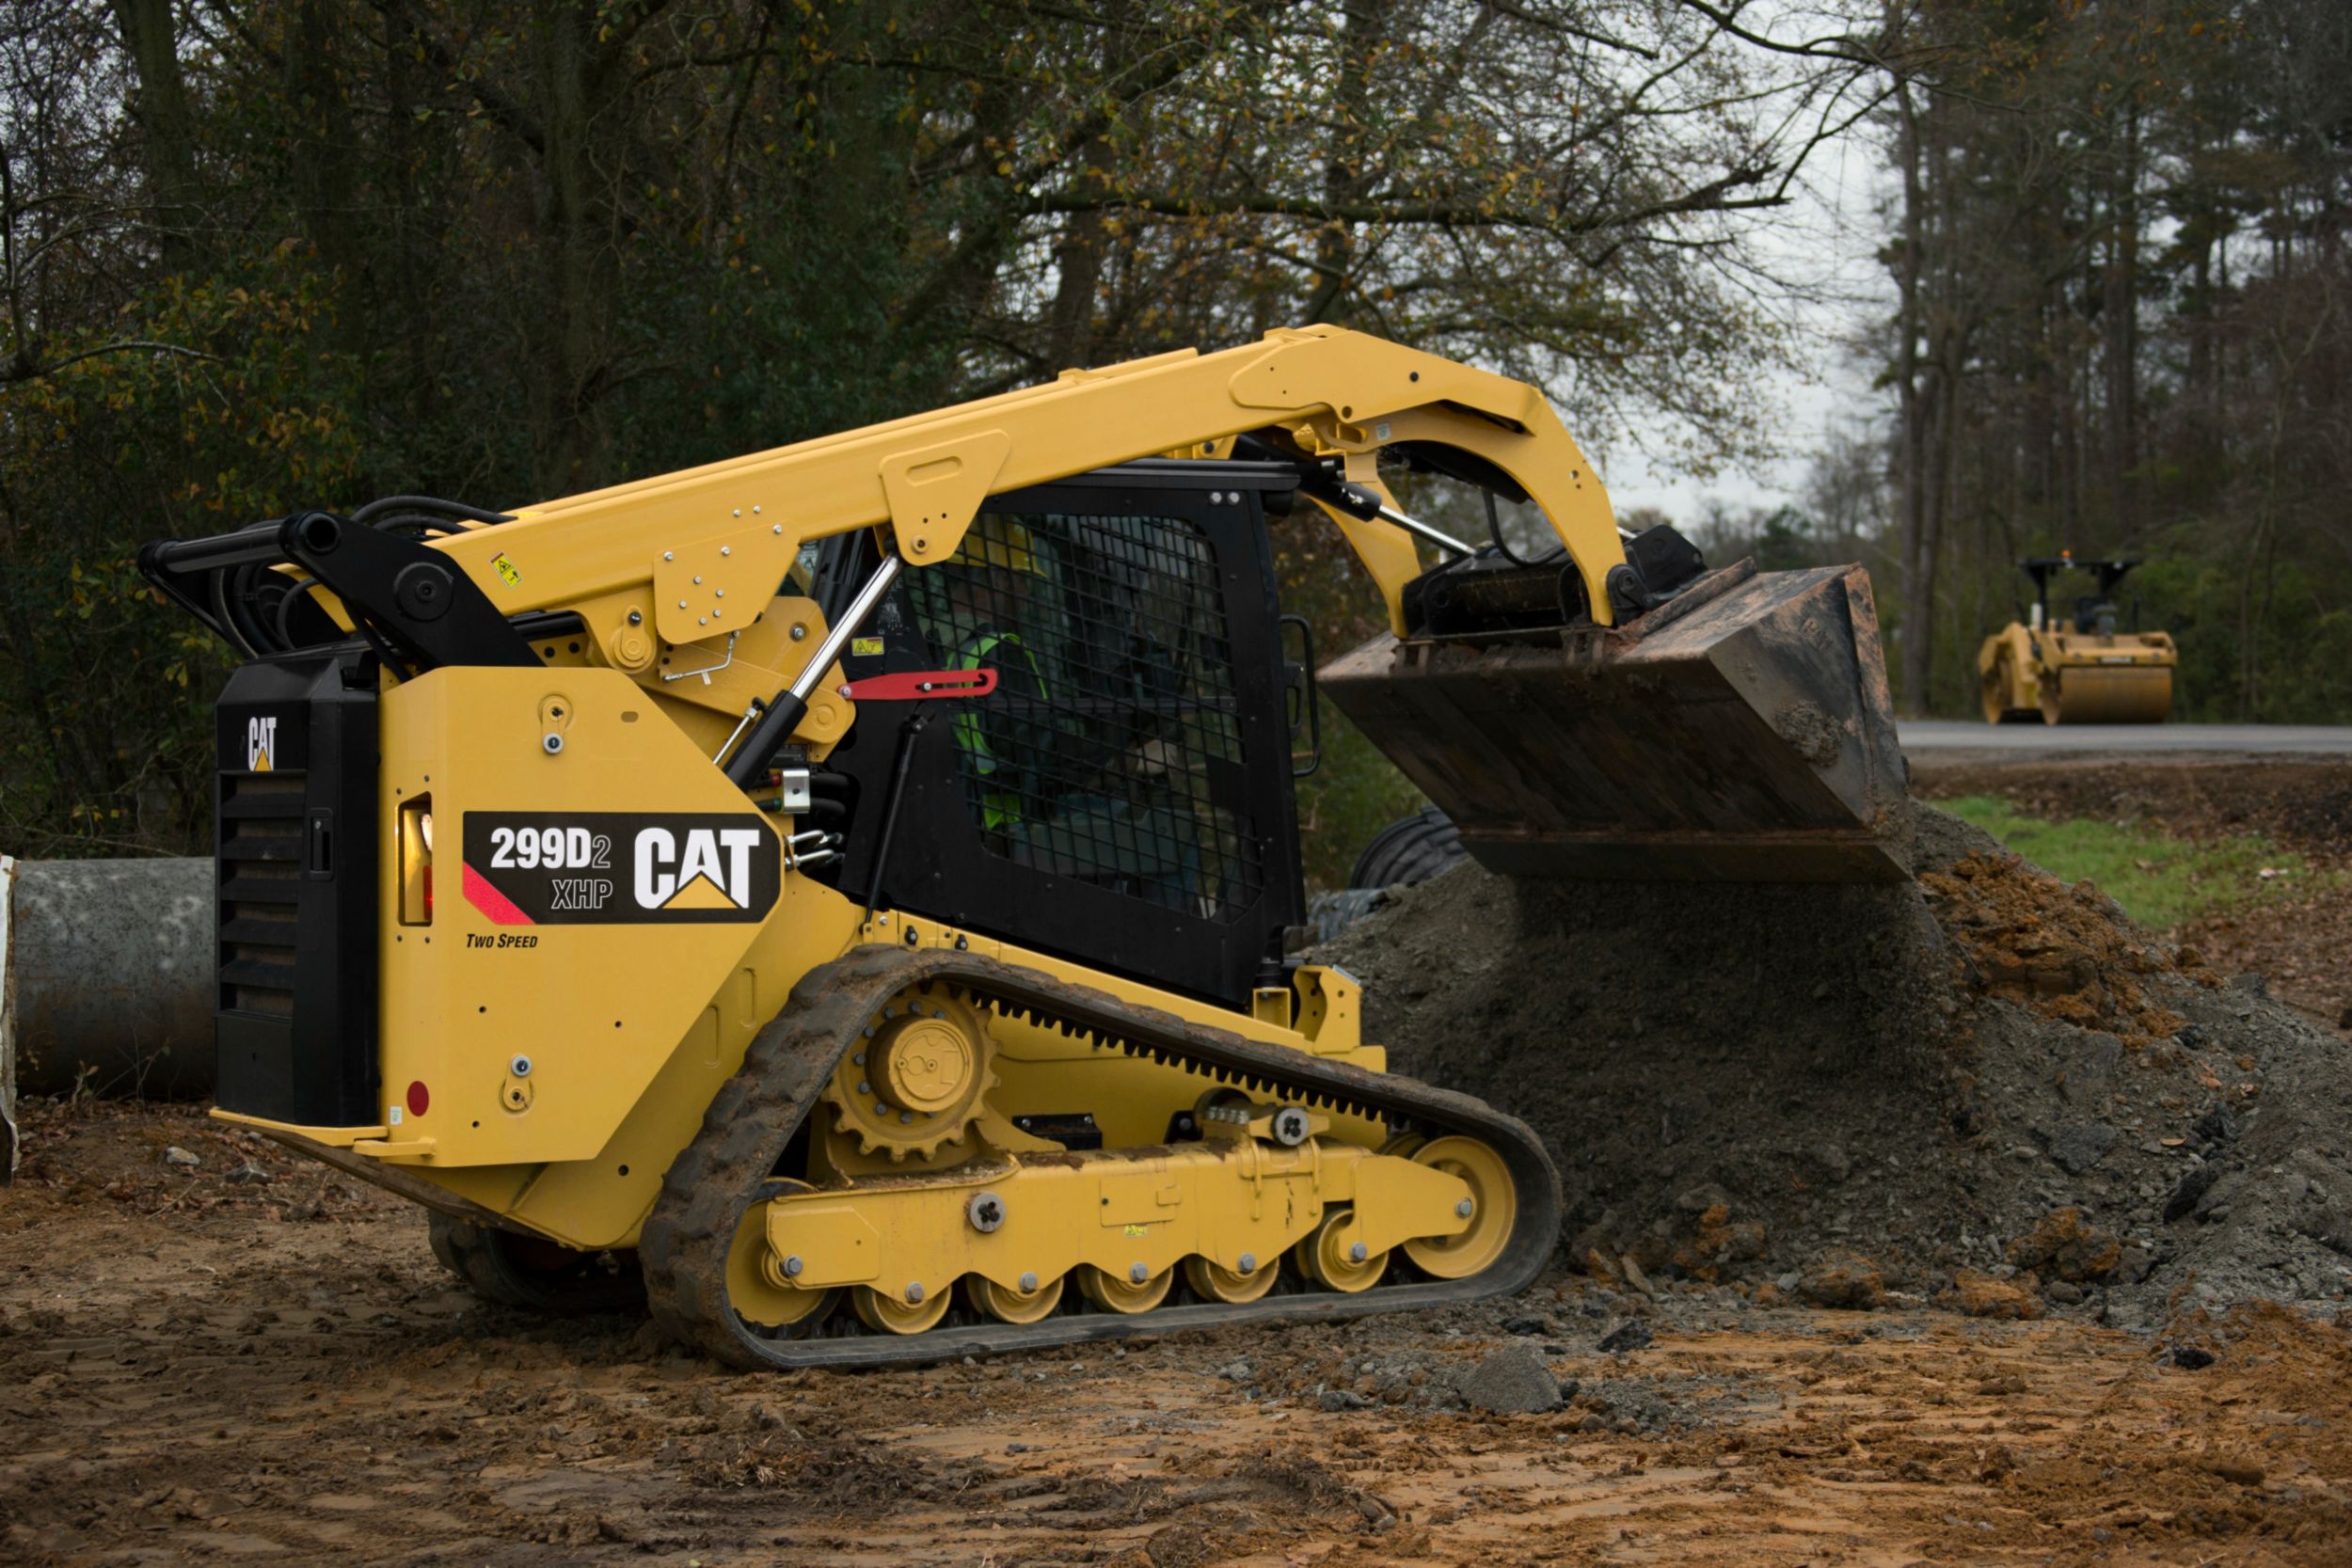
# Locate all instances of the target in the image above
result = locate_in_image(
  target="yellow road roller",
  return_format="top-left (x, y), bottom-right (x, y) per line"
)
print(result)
top-left (1979, 555), bottom-right (2176, 724)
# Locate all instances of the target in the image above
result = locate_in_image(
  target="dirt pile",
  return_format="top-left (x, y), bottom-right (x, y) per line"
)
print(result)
top-left (1317, 800), bottom-right (2352, 1326)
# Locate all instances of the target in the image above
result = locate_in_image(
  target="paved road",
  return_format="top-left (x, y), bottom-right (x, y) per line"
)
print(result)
top-left (1899, 721), bottom-right (2352, 754)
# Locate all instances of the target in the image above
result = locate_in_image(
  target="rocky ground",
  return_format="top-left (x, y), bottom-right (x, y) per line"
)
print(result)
top-left (5, 1097), bottom-right (2352, 1566)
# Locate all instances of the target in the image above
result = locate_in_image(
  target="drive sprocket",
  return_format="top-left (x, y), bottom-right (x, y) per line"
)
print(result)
top-left (818, 984), bottom-right (996, 1162)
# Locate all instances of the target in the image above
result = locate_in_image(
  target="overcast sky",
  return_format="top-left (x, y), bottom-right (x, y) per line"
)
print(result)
top-left (1597, 104), bottom-right (1895, 522)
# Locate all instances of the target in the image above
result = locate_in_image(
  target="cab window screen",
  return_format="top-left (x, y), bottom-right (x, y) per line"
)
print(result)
top-left (903, 510), bottom-right (1259, 920)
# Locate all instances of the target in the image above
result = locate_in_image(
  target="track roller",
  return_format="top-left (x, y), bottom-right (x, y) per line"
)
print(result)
top-left (969, 1273), bottom-right (1065, 1324)
top-left (853, 1282), bottom-right (952, 1334)
top-left (1077, 1262), bottom-right (1173, 1314)
top-left (1184, 1253), bottom-right (1279, 1305)
top-left (1296, 1211), bottom-right (1388, 1292)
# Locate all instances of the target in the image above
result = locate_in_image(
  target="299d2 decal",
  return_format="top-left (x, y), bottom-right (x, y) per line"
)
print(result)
top-left (460, 813), bottom-right (780, 926)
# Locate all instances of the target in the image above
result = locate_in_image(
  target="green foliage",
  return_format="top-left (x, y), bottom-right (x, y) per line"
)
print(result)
top-left (0, 0), bottom-right (1896, 855)
top-left (0, 252), bottom-right (372, 852)
top-left (1939, 794), bottom-right (2341, 929)
top-left (1292, 702), bottom-right (1425, 894)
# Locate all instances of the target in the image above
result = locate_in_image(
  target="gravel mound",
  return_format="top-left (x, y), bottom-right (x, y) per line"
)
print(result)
top-left (1317, 800), bottom-right (2352, 1325)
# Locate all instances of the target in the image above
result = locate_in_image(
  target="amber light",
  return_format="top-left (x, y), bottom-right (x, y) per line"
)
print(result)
top-left (398, 795), bottom-right (434, 926)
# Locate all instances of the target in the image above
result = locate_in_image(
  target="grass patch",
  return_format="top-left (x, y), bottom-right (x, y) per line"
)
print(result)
top-left (1293, 698), bottom-right (1425, 892)
top-left (1940, 794), bottom-right (2340, 928)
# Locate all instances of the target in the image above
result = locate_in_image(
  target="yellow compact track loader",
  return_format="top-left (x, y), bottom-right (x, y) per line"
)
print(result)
top-left (142, 326), bottom-right (1906, 1367)
top-left (1979, 556), bottom-right (2176, 724)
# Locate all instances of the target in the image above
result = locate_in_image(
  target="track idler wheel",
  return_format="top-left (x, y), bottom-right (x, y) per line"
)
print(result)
top-left (1401, 1136), bottom-right (1517, 1280)
top-left (1184, 1253), bottom-right (1278, 1305)
top-left (1296, 1211), bottom-right (1388, 1292)
top-left (726, 1180), bottom-right (837, 1334)
top-left (969, 1273), bottom-right (1065, 1324)
top-left (1077, 1262), bottom-right (1172, 1314)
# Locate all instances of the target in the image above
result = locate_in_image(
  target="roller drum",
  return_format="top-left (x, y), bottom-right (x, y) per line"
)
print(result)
top-left (2040, 664), bottom-right (2173, 724)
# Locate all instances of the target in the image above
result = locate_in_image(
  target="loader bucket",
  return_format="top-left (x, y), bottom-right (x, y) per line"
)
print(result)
top-left (1319, 562), bottom-right (1912, 884)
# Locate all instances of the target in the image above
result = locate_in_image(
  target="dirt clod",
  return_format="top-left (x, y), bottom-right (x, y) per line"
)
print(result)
top-left (1938, 1269), bottom-right (2044, 1320)
top-left (2006, 1208), bottom-right (2122, 1283)
top-left (1797, 1252), bottom-right (1888, 1311)
top-left (1920, 852), bottom-right (2196, 1046)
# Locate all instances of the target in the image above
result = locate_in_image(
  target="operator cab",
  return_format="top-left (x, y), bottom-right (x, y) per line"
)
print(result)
top-left (808, 460), bottom-right (1311, 1007)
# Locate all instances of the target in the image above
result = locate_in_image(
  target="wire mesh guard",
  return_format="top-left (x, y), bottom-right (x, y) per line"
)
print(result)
top-left (903, 510), bottom-right (1261, 920)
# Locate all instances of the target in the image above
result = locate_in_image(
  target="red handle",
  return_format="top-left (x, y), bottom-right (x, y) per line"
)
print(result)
top-left (836, 668), bottom-right (999, 702)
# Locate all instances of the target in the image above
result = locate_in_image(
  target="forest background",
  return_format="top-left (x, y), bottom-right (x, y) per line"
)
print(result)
top-left (4, 0), bottom-right (2345, 882)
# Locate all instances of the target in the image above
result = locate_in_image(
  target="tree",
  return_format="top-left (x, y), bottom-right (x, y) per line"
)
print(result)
top-left (0, 0), bottom-right (1909, 854)
top-left (1857, 0), bottom-right (2352, 721)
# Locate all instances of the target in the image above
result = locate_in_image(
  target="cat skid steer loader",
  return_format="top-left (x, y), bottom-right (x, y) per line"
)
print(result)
top-left (141, 327), bottom-right (1906, 1367)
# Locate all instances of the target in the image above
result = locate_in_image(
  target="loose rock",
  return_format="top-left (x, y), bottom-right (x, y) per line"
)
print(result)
top-left (1456, 1341), bottom-right (1561, 1414)
top-left (1597, 1322), bottom-right (1653, 1354)
top-left (2048, 1122), bottom-right (2118, 1176)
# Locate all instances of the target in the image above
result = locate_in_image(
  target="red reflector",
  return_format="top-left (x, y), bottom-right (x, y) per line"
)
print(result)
top-left (836, 667), bottom-right (998, 702)
top-left (423, 864), bottom-right (433, 917)
top-left (406, 1081), bottom-right (430, 1117)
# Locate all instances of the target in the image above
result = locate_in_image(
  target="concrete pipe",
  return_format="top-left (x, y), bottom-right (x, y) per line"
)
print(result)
top-left (1, 856), bottom-right (215, 1178)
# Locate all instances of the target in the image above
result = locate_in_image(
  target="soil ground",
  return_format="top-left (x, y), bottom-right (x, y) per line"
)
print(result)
top-left (8, 755), bottom-right (2352, 1565)
top-left (6, 1098), bottom-right (2352, 1567)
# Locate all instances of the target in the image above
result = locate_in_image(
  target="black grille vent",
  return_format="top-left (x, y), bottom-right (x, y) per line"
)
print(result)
top-left (211, 648), bottom-right (379, 1127)
top-left (217, 772), bottom-right (305, 1018)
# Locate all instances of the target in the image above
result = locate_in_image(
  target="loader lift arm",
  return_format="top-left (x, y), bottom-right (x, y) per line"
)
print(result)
top-left (144, 325), bottom-right (1634, 789)
top-left (429, 325), bottom-right (1629, 637)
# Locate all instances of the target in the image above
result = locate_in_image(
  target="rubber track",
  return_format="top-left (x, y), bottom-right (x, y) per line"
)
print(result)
top-left (640, 945), bottom-right (1563, 1370)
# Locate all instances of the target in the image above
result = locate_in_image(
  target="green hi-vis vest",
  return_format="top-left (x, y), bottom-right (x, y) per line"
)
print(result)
top-left (951, 630), bottom-right (1043, 830)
